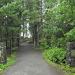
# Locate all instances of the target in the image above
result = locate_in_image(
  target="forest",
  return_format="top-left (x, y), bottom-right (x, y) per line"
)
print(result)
top-left (0, 0), bottom-right (75, 75)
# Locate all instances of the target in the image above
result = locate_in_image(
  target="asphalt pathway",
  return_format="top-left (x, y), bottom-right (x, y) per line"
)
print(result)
top-left (3, 43), bottom-right (64, 75)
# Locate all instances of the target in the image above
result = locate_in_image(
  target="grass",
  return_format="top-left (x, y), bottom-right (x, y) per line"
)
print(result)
top-left (43, 51), bottom-right (75, 75)
top-left (0, 52), bottom-right (16, 74)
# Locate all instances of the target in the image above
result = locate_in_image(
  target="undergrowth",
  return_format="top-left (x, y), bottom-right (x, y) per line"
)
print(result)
top-left (0, 52), bottom-right (16, 74)
top-left (43, 48), bottom-right (75, 75)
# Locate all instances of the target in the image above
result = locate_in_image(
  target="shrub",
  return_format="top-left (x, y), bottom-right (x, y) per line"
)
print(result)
top-left (50, 35), bottom-right (58, 47)
top-left (43, 47), bottom-right (66, 64)
top-left (65, 28), bottom-right (75, 42)
top-left (39, 38), bottom-right (49, 49)
top-left (57, 38), bottom-right (66, 48)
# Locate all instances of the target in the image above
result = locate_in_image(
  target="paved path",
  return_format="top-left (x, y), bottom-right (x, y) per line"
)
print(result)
top-left (3, 43), bottom-right (64, 75)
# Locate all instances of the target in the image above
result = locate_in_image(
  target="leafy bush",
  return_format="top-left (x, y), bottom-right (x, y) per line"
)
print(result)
top-left (65, 28), bottom-right (75, 42)
top-left (39, 38), bottom-right (49, 49)
top-left (43, 47), bottom-right (66, 64)
top-left (57, 38), bottom-right (66, 48)
top-left (50, 35), bottom-right (57, 47)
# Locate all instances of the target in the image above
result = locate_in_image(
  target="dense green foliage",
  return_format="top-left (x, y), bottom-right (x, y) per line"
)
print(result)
top-left (65, 28), bottom-right (75, 42)
top-left (0, 0), bottom-right (75, 75)
top-left (43, 47), bottom-right (66, 64)
top-left (41, 0), bottom-right (75, 75)
top-left (40, 0), bottom-right (75, 48)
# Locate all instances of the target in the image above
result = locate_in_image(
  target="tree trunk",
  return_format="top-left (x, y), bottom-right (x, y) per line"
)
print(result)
top-left (34, 23), bottom-right (39, 47)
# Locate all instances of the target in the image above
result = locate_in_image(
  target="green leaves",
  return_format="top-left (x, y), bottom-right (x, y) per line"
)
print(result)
top-left (0, 0), bottom-right (23, 15)
top-left (43, 47), bottom-right (66, 64)
top-left (65, 28), bottom-right (75, 42)
top-left (40, 0), bottom-right (75, 48)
